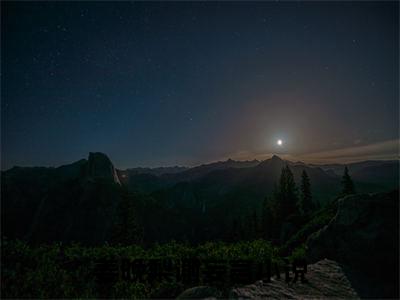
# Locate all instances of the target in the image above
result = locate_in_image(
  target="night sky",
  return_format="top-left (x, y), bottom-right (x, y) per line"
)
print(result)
top-left (2, 1), bottom-right (399, 169)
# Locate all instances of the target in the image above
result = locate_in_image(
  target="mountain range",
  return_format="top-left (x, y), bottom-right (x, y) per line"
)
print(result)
top-left (2, 152), bottom-right (398, 244)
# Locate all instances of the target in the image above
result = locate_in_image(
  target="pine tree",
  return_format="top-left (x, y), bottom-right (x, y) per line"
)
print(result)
top-left (299, 170), bottom-right (314, 214)
top-left (111, 193), bottom-right (143, 245)
top-left (277, 165), bottom-right (299, 219)
top-left (262, 196), bottom-right (277, 239)
top-left (263, 166), bottom-right (301, 241)
top-left (244, 214), bottom-right (253, 240)
top-left (341, 166), bottom-right (355, 196)
top-left (232, 218), bottom-right (243, 241)
top-left (252, 210), bottom-right (259, 239)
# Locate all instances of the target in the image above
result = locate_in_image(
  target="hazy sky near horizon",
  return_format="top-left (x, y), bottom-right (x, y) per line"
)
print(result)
top-left (2, 1), bottom-right (399, 169)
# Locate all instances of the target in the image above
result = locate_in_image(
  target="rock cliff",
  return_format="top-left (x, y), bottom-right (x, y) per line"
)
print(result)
top-left (84, 152), bottom-right (121, 185)
top-left (306, 190), bottom-right (399, 298)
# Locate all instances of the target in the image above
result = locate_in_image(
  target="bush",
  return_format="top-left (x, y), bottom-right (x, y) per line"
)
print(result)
top-left (112, 281), bottom-right (149, 299)
top-left (149, 279), bottom-right (185, 298)
top-left (289, 244), bottom-right (307, 263)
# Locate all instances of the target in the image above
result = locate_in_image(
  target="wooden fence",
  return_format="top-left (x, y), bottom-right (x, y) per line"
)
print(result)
top-left (91, 257), bottom-right (307, 288)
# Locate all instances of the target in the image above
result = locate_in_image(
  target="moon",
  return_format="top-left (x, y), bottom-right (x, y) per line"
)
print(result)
top-left (277, 139), bottom-right (283, 146)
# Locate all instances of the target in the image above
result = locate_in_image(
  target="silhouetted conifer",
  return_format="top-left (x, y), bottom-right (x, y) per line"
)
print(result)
top-left (262, 196), bottom-right (277, 239)
top-left (277, 165), bottom-right (299, 219)
top-left (244, 214), bottom-right (253, 240)
top-left (298, 170), bottom-right (314, 214)
top-left (252, 210), bottom-right (259, 238)
top-left (111, 192), bottom-right (143, 245)
top-left (341, 166), bottom-right (355, 196)
top-left (232, 218), bottom-right (243, 241)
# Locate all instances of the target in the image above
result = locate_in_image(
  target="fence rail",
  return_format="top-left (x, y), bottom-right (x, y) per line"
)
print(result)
top-left (92, 257), bottom-right (307, 288)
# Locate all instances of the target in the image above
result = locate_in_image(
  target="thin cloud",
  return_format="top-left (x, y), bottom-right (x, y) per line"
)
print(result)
top-left (297, 139), bottom-right (399, 164)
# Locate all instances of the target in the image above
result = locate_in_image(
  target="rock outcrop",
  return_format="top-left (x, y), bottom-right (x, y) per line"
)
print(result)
top-left (178, 259), bottom-right (359, 299)
top-left (230, 259), bottom-right (359, 299)
top-left (84, 152), bottom-right (121, 185)
top-left (306, 190), bottom-right (399, 298)
top-left (2, 152), bottom-right (123, 244)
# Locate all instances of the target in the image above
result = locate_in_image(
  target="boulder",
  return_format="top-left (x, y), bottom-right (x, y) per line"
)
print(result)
top-left (177, 286), bottom-right (222, 299)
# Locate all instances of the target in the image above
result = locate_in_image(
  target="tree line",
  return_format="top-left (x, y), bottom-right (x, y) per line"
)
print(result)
top-left (112, 165), bottom-right (355, 246)
top-left (231, 165), bottom-right (355, 243)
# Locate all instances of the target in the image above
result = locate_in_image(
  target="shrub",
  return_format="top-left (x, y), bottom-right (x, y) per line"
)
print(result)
top-left (112, 281), bottom-right (149, 299)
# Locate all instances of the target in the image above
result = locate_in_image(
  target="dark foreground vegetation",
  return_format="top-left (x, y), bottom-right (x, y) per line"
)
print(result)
top-left (3, 239), bottom-right (299, 298)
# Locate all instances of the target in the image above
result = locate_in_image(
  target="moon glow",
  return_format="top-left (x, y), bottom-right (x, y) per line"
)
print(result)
top-left (277, 139), bottom-right (283, 146)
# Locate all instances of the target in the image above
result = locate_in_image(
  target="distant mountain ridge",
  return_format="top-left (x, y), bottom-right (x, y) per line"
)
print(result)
top-left (5, 153), bottom-right (398, 181)
top-left (312, 159), bottom-right (399, 175)
top-left (3, 153), bottom-right (398, 197)
top-left (2, 152), bottom-right (398, 244)
top-left (160, 158), bottom-right (261, 182)
top-left (124, 166), bottom-right (188, 176)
